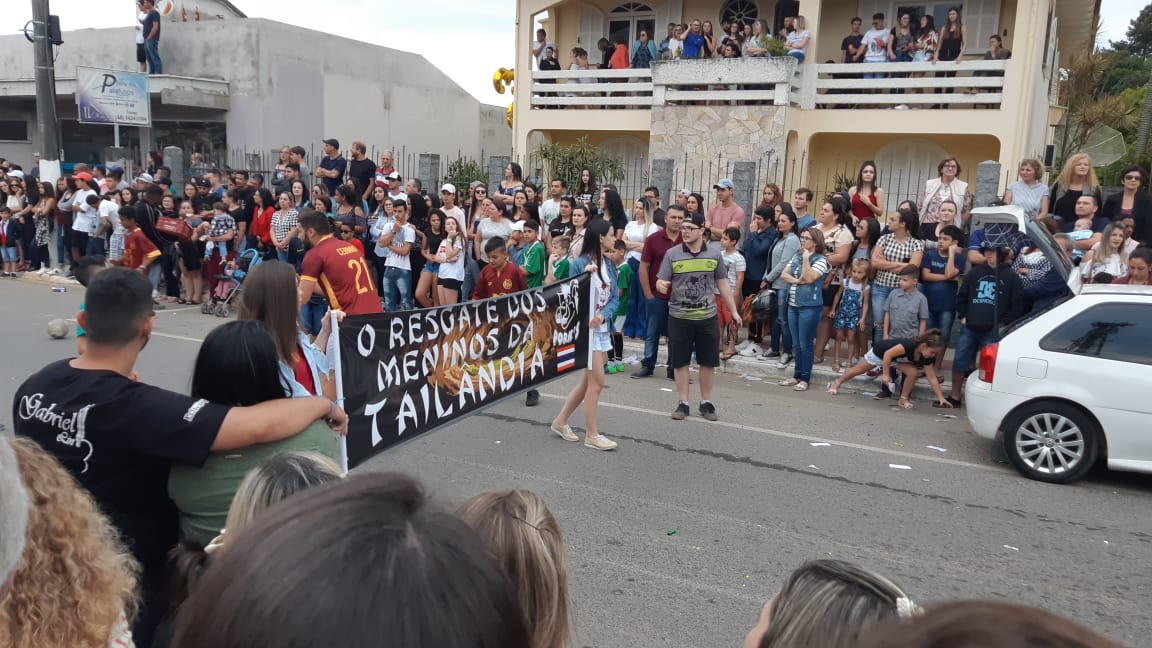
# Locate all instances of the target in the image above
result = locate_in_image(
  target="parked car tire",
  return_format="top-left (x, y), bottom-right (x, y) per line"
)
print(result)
top-left (1002, 401), bottom-right (1100, 484)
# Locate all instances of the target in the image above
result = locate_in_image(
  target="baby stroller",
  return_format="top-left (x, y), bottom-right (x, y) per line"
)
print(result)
top-left (201, 248), bottom-right (262, 317)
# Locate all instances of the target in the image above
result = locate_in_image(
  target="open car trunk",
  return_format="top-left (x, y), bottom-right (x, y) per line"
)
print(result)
top-left (968, 205), bottom-right (1079, 292)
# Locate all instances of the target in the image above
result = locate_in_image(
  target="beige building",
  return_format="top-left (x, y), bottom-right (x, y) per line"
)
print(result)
top-left (513, 0), bottom-right (1098, 206)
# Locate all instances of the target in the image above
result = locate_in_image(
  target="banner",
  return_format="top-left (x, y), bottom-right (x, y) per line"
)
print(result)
top-left (337, 274), bottom-right (591, 468)
top-left (76, 67), bottom-right (151, 126)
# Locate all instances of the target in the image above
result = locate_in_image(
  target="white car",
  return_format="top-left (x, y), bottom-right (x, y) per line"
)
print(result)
top-left (966, 285), bottom-right (1152, 483)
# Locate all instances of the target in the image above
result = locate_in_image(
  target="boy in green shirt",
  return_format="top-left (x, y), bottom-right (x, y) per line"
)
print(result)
top-left (520, 219), bottom-right (546, 288)
top-left (546, 235), bottom-right (570, 283)
top-left (608, 239), bottom-right (633, 373)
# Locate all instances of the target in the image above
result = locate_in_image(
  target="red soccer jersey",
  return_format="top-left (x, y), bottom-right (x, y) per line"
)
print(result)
top-left (300, 235), bottom-right (382, 314)
top-left (121, 228), bottom-right (161, 270)
top-left (472, 262), bottom-right (527, 300)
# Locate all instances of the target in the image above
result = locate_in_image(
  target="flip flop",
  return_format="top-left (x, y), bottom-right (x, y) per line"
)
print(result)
top-left (720, 351), bottom-right (736, 361)
top-left (826, 382), bottom-right (839, 395)
top-left (897, 399), bottom-right (914, 410)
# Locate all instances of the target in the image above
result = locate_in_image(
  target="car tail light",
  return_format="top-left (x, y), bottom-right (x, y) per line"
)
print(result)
top-left (978, 343), bottom-right (999, 383)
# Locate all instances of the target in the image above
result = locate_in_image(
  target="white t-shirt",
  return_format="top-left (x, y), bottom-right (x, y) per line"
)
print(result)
top-left (864, 28), bottom-right (890, 62)
top-left (722, 248), bottom-right (747, 290)
top-left (539, 199), bottom-right (561, 225)
top-left (377, 221), bottom-right (415, 271)
top-left (437, 237), bottom-right (466, 281)
top-left (97, 199), bottom-right (120, 237)
top-left (136, 11), bottom-right (146, 45)
top-left (624, 220), bottom-right (658, 262)
top-left (387, 190), bottom-right (408, 203)
top-left (71, 189), bottom-right (97, 234)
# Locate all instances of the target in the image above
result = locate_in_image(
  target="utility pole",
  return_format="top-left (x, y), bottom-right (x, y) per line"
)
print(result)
top-left (31, 0), bottom-right (61, 181)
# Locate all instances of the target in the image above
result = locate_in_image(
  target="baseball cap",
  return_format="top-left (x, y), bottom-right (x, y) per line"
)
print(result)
top-left (135, 173), bottom-right (154, 183)
top-left (440, 183), bottom-right (457, 194)
top-left (322, 138), bottom-right (340, 149)
top-left (509, 220), bottom-right (526, 232)
top-left (7, 170), bottom-right (23, 179)
top-left (72, 171), bottom-right (93, 182)
top-left (385, 171), bottom-right (402, 182)
top-left (713, 178), bottom-right (734, 190)
top-left (686, 211), bottom-right (706, 228)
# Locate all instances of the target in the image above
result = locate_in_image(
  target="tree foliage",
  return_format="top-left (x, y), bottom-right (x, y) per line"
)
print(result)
top-left (444, 157), bottom-right (488, 190)
top-left (1101, 49), bottom-right (1152, 95)
top-left (533, 136), bottom-right (625, 191)
top-left (1056, 48), bottom-right (1140, 165)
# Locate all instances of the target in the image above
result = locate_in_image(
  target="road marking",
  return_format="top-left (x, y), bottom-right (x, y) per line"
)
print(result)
top-left (151, 331), bottom-right (206, 343)
top-left (537, 392), bottom-right (1000, 472)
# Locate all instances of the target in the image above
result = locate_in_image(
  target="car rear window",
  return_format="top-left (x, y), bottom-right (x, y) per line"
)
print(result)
top-left (1039, 302), bottom-right (1152, 366)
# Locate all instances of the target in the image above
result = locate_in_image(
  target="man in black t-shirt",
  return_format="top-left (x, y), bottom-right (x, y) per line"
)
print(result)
top-left (13, 268), bottom-right (346, 646)
top-left (225, 188), bottom-right (252, 253)
top-left (348, 141), bottom-right (376, 200)
top-left (842, 17), bottom-right (864, 63)
top-left (317, 138), bottom-right (347, 197)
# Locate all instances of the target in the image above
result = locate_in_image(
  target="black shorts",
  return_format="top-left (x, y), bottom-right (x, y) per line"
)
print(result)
top-left (822, 284), bottom-right (838, 308)
top-left (438, 277), bottom-right (462, 291)
top-left (136, 43), bottom-right (146, 63)
top-left (667, 316), bottom-right (720, 369)
top-left (178, 241), bottom-right (203, 271)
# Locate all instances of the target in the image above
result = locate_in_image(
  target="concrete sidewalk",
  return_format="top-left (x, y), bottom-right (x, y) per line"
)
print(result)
top-left (619, 338), bottom-right (953, 403)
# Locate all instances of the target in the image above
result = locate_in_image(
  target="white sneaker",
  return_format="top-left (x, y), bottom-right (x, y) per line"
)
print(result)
top-left (739, 343), bottom-right (763, 357)
top-left (776, 353), bottom-right (793, 369)
top-left (48, 267), bottom-right (61, 275)
top-left (735, 340), bottom-right (753, 352)
top-left (894, 104), bottom-right (909, 110)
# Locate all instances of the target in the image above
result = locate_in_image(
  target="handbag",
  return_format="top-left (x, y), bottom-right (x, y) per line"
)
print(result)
top-left (155, 215), bottom-right (193, 241)
top-left (750, 289), bottom-right (778, 322)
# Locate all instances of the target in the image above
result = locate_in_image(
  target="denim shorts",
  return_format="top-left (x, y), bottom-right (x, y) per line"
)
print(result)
top-left (0, 247), bottom-right (17, 263)
top-left (590, 330), bottom-right (612, 353)
top-left (953, 327), bottom-right (998, 375)
top-left (423, 262), bottom-right (440, 274)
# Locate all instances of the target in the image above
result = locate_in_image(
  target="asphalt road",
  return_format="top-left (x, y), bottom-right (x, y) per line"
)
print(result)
top-left (2, 278), bottom-right (1149, 647)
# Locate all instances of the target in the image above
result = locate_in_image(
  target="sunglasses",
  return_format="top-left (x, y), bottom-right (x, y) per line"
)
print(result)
top-left (1125, 175), bottom-right (1142, 181)
top-left (340, 229), bottom-right (354, 235)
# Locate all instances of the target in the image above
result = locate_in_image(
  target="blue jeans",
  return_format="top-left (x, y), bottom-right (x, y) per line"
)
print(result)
top-left (787, 50), bottom-right (806, 63)
top-left (86, 236), bottom-right (106, 258)
top-left (871, 284), bottom-right (895, 345)
top-left (788, 305), bottom-right (822, 382)
top-left (461, 257), bottom-right (479, 302)
top-left (928, 309), bottom-right (956, 344)
top-left (382, 266), bottom-right (413, 311)
top-left (300, 296), bottom-right (329, 336)
top-left (770, 288), bottom-right (792, 354)
top-left (56, 225), bottom-right (68, 266)
top-left (641, 296), bottom-right (670, 370)
top-left (144, 39), bottom-right (163, 74)
top-left (953, 326), bottom-right (998, 375)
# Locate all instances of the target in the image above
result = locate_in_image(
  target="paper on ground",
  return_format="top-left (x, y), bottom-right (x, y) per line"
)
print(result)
top-left (889, 464), bottom-right (912, 470)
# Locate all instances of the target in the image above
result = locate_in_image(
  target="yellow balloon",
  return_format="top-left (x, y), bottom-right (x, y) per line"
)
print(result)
top-left (506, 103), bottom-right (514, 128)
top-left (502, 68), bottom-right (516, 84)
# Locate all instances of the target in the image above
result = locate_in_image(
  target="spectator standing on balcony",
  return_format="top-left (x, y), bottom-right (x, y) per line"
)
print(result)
top-left (532, 28), bottom-right (555, 68)
top-left (684, 21), bottom-right (707, 58)
top-left (863, 13), bottom-right (890, 82)
top-left (842, 17), bottom-right (864, 63)
top-left (849, 161), bottom-right (885, 221)
top-left (707, 179), bottom-right (745, 240)
top-left (779, 17), bottom-right (795, 39)
top-left (933, 7), bottom-right (967, 68)
top-left (785, 16), bottom-right (812, 63)
top-left (667, 24), bottom-right (685, 59)
top-left (140, 0), bottom-right (162, 74)
top-left (1003, 158), bottom-right (1050, 220)
top-left (632, 29), bottom-right (657, 68)
top-left (918, 156), bottom-right (968, 238)
top-left (887, 12), bottom-right (914, 101)
top-left (702, 21), bottom-right (718, 57)
top-left (745, 19), bottom-right (772, 57)
top-left (609, 35), bottom-right (630, 70)
top-left (659, 22), bottom-right (676, 60)
top-left (316, 139), bottom-right (346, 197)
top-left (725, 21), bottom-right (746, 50)
top-left (135, 5), bottom-right (148, 72)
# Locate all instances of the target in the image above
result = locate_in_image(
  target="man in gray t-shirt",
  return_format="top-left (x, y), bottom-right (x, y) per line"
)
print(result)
top-left (655, 208), bottom-right (740, 423)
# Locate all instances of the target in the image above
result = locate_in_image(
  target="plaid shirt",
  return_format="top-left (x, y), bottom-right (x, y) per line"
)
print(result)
top-left (875, 233), bottom-right (924, 287)
top-left (271, 208), bottom-right (298, 242)
top-left (208, 212), bottom-right (236, 239)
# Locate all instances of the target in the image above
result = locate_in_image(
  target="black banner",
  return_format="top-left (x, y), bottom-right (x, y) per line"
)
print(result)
top-left (336, 274), bottom-right (591, 468)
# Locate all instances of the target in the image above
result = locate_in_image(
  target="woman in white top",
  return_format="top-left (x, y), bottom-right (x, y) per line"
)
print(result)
top-left (917, 156), bottom-right (969, 239)
top-left (1003, 158), bottom-right (1050, 220)
top-left (785, 16), bottom-right (811, 63)
top-left (567, 205), bottom-right (588, 259)
top-left (623, 197), bottom-right (657, 338)
top-left (474, 197), bottom-right (512, 266)
top-left (433, 214), bottom-right (466, 304)
top-left (1081, 223), bottom-right (1129, 281)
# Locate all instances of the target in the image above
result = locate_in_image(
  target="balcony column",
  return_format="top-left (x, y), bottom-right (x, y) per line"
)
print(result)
top-left (512, 11), bottom-right (536, 156)
top-left (797, 0), bottom-right (826, 110)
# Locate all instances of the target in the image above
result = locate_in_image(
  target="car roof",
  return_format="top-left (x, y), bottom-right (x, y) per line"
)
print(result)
top-left (1079, 284), bottom-right (1152, 298)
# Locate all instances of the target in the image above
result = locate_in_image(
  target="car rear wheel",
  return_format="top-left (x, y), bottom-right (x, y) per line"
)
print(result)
top-left (1002, 402), bottom-right (1100, 484)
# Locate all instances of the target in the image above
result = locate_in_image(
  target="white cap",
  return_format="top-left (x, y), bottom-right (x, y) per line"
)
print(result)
top-left (440, 183), bottom-right (457, 194)
top-left (509, 220), bottom-right (526, 232)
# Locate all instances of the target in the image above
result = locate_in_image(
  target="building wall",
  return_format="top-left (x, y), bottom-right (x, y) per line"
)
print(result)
top-left (650, 105), bottom-right (786, 166)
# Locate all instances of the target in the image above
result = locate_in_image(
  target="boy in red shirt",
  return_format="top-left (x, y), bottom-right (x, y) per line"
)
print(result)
top-left (338, 223), bottom-right (364, 255)
top-left (116, 207), bottom-right (161, 276)
top-left (472, 236), bottom-right (526, 300)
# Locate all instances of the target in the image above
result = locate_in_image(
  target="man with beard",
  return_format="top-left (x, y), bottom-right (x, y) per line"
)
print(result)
top-left (296, 209), bottom-right (383, 315)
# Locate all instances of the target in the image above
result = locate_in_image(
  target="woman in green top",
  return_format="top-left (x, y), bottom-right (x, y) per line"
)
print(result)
top-left (167, 320), bottom-right (340, 545)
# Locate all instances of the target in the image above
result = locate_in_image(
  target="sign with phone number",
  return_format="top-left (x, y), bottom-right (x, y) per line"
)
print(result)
top-left (75, 66), bottom-right (151, 126)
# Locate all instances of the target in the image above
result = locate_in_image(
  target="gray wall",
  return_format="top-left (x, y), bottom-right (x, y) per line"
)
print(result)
top-left (0, 18), bottom-right (510, 162)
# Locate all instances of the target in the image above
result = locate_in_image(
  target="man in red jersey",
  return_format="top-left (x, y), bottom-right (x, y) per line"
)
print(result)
top-left (297, 209), bottom-right (383, 314)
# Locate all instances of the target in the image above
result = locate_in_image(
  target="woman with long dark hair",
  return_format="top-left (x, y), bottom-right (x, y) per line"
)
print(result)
top-left (30, 181), bottom-right (56, 274)
top-left (494, 161), bottom-right (525, 212)
top-left (547, 196), bottom-right (577, 247)
top-left (415, 209), bottom-right (445, 308)
top-left (549, 217), bottom-right (620, 451)
top-left (848, 161), bottom-right (885, 222)
top-left (574, 168), bottom-right (597, 206)
top-left (601, 188), bottom-right (628, 235)
top-left (167, 319), bottom-right (339, 546)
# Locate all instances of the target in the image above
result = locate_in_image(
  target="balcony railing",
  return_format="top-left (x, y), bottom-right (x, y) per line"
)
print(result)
top-left (528, 58), bottom-right (1008, 111)
top-left (793, 60), bottom-right (1009, 109)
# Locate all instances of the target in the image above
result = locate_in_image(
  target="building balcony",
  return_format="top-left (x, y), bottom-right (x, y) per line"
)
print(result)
top-left (789, 59), bottom-right (1008, 109)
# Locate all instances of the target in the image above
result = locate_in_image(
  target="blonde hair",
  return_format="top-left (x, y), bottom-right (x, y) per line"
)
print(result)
top-left (1055, 153), bottom-right (1099, 190)
top-left (457, 490), bottom-right (570, 648)
top-left (223, 451), bottom-right (343, 542)
top-left (0, 433), bottom-right (28, 589)
top-left (1019, 158), bottom-right (1043, 178)
top-left (0, 439), bottom-right (138, 648)
top-left (794, 15), bottom-right (806, 30)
